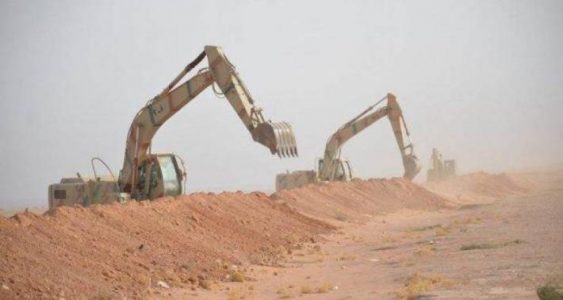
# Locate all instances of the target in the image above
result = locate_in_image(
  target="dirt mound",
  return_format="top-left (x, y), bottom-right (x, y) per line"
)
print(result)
top-left (273, 178), bottom-right (450, 223)
top-left (0, 192), bottom-right (332, 299)
top-left (508, 170), bottom-right (563, 191)
top-left (424, 172), bottom-right (528, 204)
top-left (0, 179), bottom-right (451, 298)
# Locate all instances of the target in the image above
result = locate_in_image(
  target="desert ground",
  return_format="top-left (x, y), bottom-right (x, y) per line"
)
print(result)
top-left (1, 171), bottom-right (562, 299)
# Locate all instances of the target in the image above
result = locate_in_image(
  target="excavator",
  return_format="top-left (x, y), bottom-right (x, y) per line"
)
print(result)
top-left (275, 93), bottom-right (420, 191)
top-left (426, 148), bottom-right (456, 182)
top-left (48, 45), bottom-right (298, 208)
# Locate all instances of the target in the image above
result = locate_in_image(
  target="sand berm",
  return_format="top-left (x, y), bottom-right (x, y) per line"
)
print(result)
top-left (0, 173), bottom-right (527, 298)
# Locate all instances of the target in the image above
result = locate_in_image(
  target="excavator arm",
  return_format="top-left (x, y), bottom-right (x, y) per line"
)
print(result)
top-left (118, 46), bottom-right (297, 194)
top-left (318, 93), bottom-right (420, 181)
top-left (386, 93), bottom-right (421, 179)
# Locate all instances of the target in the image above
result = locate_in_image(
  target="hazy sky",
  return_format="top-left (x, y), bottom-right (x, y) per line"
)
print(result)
top-left (1, 0), bottom-right (562, 209)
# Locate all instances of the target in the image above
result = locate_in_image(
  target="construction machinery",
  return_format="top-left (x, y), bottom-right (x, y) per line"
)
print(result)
top-left (49, 45), bottom-right (298, 209)
top-left (275, 93), bottom-right (420, 191)
top-left (426, 148), bottom-right (456, 182)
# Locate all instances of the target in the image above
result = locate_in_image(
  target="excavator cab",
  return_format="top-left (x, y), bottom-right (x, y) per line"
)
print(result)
top-left (318, 158), bottom-right (353, 181)
top-left (135, 154), bottom-right (185, 200)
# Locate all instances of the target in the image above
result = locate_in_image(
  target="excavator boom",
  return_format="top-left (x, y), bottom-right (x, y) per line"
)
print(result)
top-left (119, 46), bottom-right (298, 195)
top-left (386, 94), bottom-right (421, 179)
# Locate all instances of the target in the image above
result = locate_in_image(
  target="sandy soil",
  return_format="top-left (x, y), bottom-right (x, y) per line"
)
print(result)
top-left (423, 172), bottom-right (530, 204)
top-left (161, 172), bottom-right (562, 299)
top-left (273, 178), bottom-right (450, 224)
top-left (0, 192), bottom-right (332, 299)
top-left (0, 178), bottom-right (447, 299)
top-left (0, 207), bottom-right (47, 218)
top-left (1, 172), bottom-right (560, 299)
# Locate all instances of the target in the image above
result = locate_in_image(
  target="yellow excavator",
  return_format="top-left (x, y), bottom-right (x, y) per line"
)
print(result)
top-left (275, 93), bottom-right (420, 191)
top-left (49, 46), bottom-right (298, 208)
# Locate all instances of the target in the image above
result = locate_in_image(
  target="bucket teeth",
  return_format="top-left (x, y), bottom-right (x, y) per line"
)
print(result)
top-left (281, 123), bottom-right (291, 157)
top-left (271, 121), bottom-right (298, 158)
top-left (251, 121), bottom-right (298, 158)
top-left (271, 123), bottom-right (283, 157)
top-left (286, 122), bottom-right (298, 156)
top-left (281, 122), bottom-right (298, 157)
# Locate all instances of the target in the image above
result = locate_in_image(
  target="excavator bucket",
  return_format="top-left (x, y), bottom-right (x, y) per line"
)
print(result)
top-left (403, 154), bottom-right (422, 180)
top-left (252, 121), bottom-right (298, 157)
